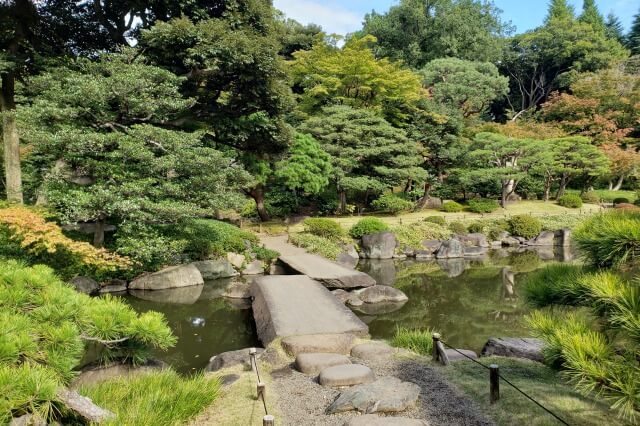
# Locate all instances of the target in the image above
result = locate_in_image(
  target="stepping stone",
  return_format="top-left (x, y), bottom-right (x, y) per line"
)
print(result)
top-left (319, 364), bottom-right (375, 387)
top-left (345, 415), bottom-right (428, 426)
top-left (295, 353), bottom-right (351, 375)
top-left (351, 341), bottom-right (394, 361)
top-left (327, 377), bottom-right (420, 414)
top-left (282, 333), bottom-right (356, 356)
top-left (444, 349), bottom-right (477, 362)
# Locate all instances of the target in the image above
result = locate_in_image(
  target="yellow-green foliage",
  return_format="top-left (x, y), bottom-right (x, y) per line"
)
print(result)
top-left (391, 327), bottom-right (439, 355)
top-left (290, 233), bottom-right (342, 260)
top-left (0, 206), bottom-right (131, 271)
top-left (302, 218), bottom-right (344, 240)
top-left (80, 370), bottom-right (220, 426)
top-left (573, 210), bottom-right (640, 267)
top-left (392, 222), bottom-right (452, 249)
top-left (0, 261), bottom-right (176, 423)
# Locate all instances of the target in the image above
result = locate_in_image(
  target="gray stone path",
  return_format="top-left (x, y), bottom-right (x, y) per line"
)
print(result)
top-left (251, 275), bottom-right (369, 345)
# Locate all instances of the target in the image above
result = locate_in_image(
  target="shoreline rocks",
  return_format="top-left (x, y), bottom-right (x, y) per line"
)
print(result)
top-left (129, 264), bottom-right (204, 290)
top-left (192, 259), bottom-right (238, 280)
top-left (481, 337), bottom-right (544, 362)
top-left (360, 232), bottom-right (398, 259)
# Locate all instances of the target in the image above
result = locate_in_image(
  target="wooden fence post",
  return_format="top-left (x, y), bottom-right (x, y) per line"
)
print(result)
top-left (490, 364), bottom-right (500, 404)
top-left (257, 382), bottom-right (266, 401)
top-left (263, 414), bottom-right (275, 425)
top-left (432, 333), bottom-right (441, 363)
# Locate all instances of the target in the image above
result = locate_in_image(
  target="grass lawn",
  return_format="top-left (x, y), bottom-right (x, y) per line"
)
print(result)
top-left (567, 189), bottom-right (637, 203)
top-left (439, 357), bottom-right (625, 426)
top-left (247, 200), bottom-right (603, 234)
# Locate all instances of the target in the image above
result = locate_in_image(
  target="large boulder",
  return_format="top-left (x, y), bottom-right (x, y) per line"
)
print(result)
top-left (191, 259), bottom-right (238, 280)
top-left (327, 377), bottom-right (421, 414)
top-left (69, 276), bottom-right (100, 295)
top-left (57, 389), bottom-right (115, 423)
top-left (360, 232), bottom-right (397, 259)
top-left (554, 228), bottom-right (572, 247)
top-left (336, 244), bottom-right (360, 269)
top-left (71, 360), bottom-right (164, 389)
top-left (501, 236), bottom-right (521, 247)
top-left (422, 197), bottom-right (442, 209)
top-left (481, 337), bottom-right (543, 362)
top-left (129, 285), bottom-right (203, 304)
top-left (205, 347), bottom-right (265, 372)
top-left (435, 239), bottom-right (463, 259)
top-left (458, 233), bottom-right (489, 248)
top-left (355, 286), bottom-right (408, 304)
top-left (129, 264), bottom-right (204, 290)
top-left (420, 240), bottom-right (442, 255)
top-left (526, 231), bottom-right (555, 246)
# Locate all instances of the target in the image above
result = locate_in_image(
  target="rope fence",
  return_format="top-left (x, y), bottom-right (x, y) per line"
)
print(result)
top-left (249, 348), bottom-right (274, 426)
top-left (432, 334), bottom-right (570, 426)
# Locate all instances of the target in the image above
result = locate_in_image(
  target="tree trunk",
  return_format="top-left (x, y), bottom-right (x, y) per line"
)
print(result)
top-left (1, 73), bottom-right (23, 204)
top-left (556, 174), bottom-right (569, 199)
top-left (608, 180), bottom-right (613, 190)
top-left (612, 175), bottom-right (624, 191)
top-left (93, 217), bottom-right (105, 248)
top-left (500, 183), bottom-right (508, 208)
top-left (338, 190), bottom-right (347, 214)
top-left (415, 182), bottom-right (431, 210)
top-left (249, 184), bottom-right (269, 222)
top-left (543, 176), bottom-right (552, 202)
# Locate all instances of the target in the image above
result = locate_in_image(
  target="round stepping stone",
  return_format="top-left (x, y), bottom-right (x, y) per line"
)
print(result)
top-left (351, 341), bottom-right (394, 361)
top-left (295, 353), bottom-right (351, 375)
top-left (327, 377), bottom-right (421, 414)
top-left (319, 364), bottom-right (375, 387)
top-left (345, 414), bottom-right (428, 426)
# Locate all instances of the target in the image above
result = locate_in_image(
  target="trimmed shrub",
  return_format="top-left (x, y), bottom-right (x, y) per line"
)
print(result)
top-left (508, 215), bottom-right (542, 239)
top-left (467, 198), bottom-right (499, 213)
top-left (349, 217), bottom-right (389, 239)
top-left (289, 233), bottom-right (342, 260)
top-left (448, 221), bottom-right (467, 235)
top-left (370, 194), bottom-right (414, 215)
top-left (424, 216), bottom-right (446, 226)
top-left (557, 194), bottom-right (583, 208)
top-left (573, 210), bottom-right (640, 268)
top-left (441, 201), bottom-right (464, 213)
top-left (392, 223), bottom-right (452, 249)
top-left (581, 191), bottom-right (600, 204)
top-left (467, 221), bottom-right (484, 233)
top-left (613, 197), bottom-right (630, 205)
top-left (302, 218), bottom-right (344, 240)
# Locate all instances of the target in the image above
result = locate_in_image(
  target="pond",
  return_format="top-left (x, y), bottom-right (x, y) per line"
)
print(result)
top-left (120, 246), bottom-right (574, 373)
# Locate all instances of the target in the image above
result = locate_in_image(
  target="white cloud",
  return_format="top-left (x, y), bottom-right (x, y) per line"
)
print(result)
top-left (273, 0), bottom-right (363, 35)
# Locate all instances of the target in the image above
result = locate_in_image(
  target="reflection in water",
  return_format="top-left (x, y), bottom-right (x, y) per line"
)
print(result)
top-left (121, 278), bottom-right (259, 373)
top-left (357, 247), bottom-right (571, 352)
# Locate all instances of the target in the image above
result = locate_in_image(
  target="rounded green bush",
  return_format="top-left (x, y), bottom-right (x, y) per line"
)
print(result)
top-left (612, 197), bottom-right (630, 205)
top-left (441, 201), bottom-right (464, 213)
top-left (349, 217), bottom-right (390, 239)
top-left (467, 221), bottom-right (485, 233)
top-left (448, 221), bottom-right (467, 235)
top-left (581, 191), bottom-right (600, 204)
top-left (467, 198), bottom-right (499, 213)
top-left (508, 215), bottom-right (542, 239)
top-left (370, 193), bottom-right (414, 215)
top-left (557, 194), bottom-right (583, 209)
top-left (424, 216), bottom-right (446, 226)
top-left (303, 218), bottom-right (344, 240)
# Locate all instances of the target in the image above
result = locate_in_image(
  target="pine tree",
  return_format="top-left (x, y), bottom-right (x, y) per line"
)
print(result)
top-left (545, 0), bottom-right (575, 23)
top-left (605, 12), bottom-right (625, 44)
top-left (579, 0), bottom-right (605, 32)
top-left (629, 8), bottom-right (640, 55)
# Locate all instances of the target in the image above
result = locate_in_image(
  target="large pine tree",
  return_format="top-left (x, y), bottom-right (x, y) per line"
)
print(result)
top-left (579, 0), bottom-right (605, 32)
top-left (629, 8), bottom-right (640, 55)
top-left (605, 12), bottom-right (625, 44)
top-left (545, 0), bottom-right (574, 23)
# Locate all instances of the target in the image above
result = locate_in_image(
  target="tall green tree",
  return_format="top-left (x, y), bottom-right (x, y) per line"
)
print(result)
top-left (361, 0), bottom-right (511, 69)
top-left (275, 133), bottom-right (333, 194)
top-left (289, 35), bottom-right (424, 124)
top-left (605, 12), bottom-right (626, 44)
top-left (420, 58), bottom-right (509, 118)
top-left (629, 8), bottom-right (640, 55)
top-left (299, 106), bottom-right (426, 212)
top-left (141, 6), bottom-right (294, 221)
top-left (501, 1), bottom-right (627, 120)
top-left (545, 0), bottom-right (574, 23)
top-left (578, 0), bottom-right (605, 32)
top-left (19, 52), bottom-right (250, 246)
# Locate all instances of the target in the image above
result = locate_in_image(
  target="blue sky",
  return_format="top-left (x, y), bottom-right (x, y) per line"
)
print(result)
top-left (273, 0), bottom-right (638, 36)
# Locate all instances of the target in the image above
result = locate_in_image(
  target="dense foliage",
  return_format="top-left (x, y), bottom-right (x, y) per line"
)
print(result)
top-left (467, 198), bottom-right (499, 213)
top-left (0, 261), bottom-right (175, 423)
top-left (557, 194), bottom-right (583, 208)
top-left (508, 215), bottom-right (542, 239)
top-left (302, 218), bottom-right (344, 240)
top-left (349, 217), bottom-right (390, 239)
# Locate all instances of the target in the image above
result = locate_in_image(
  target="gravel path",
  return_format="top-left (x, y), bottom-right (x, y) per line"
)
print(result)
top-left (271, 354), bottom-right (495, 426)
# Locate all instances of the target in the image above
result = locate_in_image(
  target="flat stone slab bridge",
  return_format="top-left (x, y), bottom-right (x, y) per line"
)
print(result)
top-left (251, 275), bottom-right (370, 345)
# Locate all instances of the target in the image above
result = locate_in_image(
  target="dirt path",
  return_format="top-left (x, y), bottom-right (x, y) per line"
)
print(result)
top-left (271, 354), bottom-right (495, 426)
top-left (260, 235), bottom-right (307, 256)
